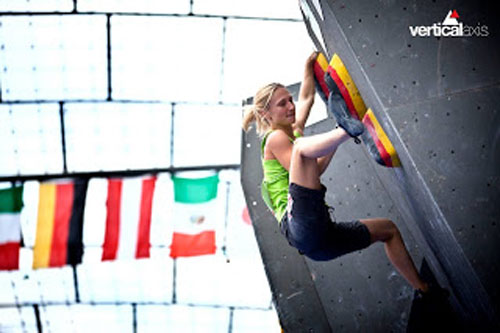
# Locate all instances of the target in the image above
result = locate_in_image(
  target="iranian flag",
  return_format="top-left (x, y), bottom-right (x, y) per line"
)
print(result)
top-left (102, 175), bottom-right (157, 261)
top-left (0, 186), bottom-right (23, 270)
top-left (170, 171), bottom-right (219, 258)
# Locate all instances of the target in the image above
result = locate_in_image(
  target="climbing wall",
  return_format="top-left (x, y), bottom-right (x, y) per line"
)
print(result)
top-left (241, 0), bottom-right (499, 331)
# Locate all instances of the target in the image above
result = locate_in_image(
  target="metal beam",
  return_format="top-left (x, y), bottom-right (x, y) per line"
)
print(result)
top-left (0, 164), bottom-right (240, 183)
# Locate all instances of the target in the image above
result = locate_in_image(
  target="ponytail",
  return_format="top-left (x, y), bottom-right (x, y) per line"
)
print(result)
top-left (242, 104), bottom-right (257, 132)
top-left (241, 82), bottom-right (284, 137)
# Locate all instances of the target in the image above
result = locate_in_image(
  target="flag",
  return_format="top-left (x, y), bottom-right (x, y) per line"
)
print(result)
top-left (0, 186), bottom-right (23, 270)
top-left (33, 179), bottom-right (88, 269)
top-left (242, 206), bottom-right (252, 225)
top-left (170, 171), bottom-right (219, 258)
top-left (102, 175), bottom-right (157, 261)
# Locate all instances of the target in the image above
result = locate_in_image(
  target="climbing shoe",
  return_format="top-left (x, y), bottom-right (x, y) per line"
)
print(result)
top-left (415, 284), bottom-right (450, 303)
top-left (409, 284), bottom-right (456, 331)
top-left (324, 72), bottom-right (364, 142)
top-left (326, 91), bottom-right (365, 143)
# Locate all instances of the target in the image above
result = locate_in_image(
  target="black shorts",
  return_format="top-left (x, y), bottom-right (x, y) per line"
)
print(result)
top-left (280, 182), bottom-right (371, 261)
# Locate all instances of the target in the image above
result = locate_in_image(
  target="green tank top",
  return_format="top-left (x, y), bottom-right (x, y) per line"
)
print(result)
top-left (261, 130), bottom-right (301, 223)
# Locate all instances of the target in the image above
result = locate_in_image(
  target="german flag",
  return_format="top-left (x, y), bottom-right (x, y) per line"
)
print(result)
top-left (361, 109), bottom-right (401, 168)
top-left (33, 179), bottom-right (88, 269)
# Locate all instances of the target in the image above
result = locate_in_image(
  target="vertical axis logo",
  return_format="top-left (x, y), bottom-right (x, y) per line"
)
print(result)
top-left (409, 10), bottom-right (489, 37)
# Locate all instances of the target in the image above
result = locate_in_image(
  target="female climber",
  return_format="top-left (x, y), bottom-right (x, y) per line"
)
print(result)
top-left (242, 51), bottom-right (433, 295)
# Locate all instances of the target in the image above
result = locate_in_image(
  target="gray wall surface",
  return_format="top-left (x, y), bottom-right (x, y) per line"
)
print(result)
top-left (241, 0), bottom-right (499, 331)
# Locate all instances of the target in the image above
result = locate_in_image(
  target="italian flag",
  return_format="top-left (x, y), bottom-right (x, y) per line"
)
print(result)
top-left (170, 171), bottom-right (219, 258)
top-left (0, 186), bottom-right (23, 270)
top-left (33, 179), bottom-right (88, 269)
top-left (102, 176), bottom-right (157, 261)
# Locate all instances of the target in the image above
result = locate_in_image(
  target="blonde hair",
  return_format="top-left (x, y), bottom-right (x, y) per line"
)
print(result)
top-left (242, 82), bottom-right (284, 136)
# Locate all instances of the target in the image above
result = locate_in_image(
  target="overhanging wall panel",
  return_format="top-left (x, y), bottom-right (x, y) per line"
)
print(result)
top-left (304, 119), bottom-right (423, 331)
top-left (300, 0), bottom-right (499, 328)
top-left (317, 0), bottom-right (499, 109)
top-left (241, 116), bottom-right (430, 332)
top-left (242, 0), bottom-right (499, 330)
top-left (387, 86), bottom-right (500, 313)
